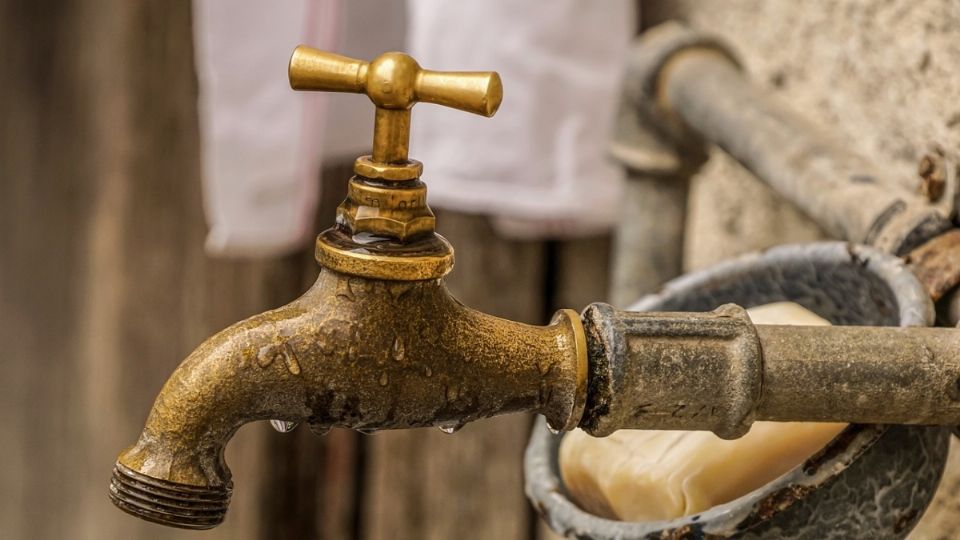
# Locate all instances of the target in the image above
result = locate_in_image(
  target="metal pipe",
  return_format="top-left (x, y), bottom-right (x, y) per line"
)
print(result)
top-left (757, 324), bottom-right (960, 424)
top-left (607, 74), bottom-right (703, 307)
top-left (580, 302), bottom-right (960, 438)
top-left (610, 172), bottom-right (690, 307)
top-left (628, 22), bottom-right (960, 320)
top-left (659, 49), bottom-right (950, 256)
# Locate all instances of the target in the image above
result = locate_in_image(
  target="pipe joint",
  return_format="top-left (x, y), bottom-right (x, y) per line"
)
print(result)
top-left (579, 302), bottom-right (761, 439)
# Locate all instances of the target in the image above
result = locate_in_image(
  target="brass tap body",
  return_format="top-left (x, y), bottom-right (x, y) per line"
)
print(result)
top-left (111, 270), bottom-right (586, 529)
top-left (109, 49), bottom-right (588, 530)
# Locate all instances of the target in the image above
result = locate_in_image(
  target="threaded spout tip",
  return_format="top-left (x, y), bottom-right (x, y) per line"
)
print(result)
top-left (108, 462), bottom-right (231, 530)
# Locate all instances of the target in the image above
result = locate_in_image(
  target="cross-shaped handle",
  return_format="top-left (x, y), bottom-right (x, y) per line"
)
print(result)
top-left (289, 47), bottom-right (503, 179)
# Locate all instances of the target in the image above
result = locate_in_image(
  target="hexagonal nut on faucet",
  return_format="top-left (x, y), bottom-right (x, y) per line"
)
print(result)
top-left (336, 177), bottom-right (437, 241)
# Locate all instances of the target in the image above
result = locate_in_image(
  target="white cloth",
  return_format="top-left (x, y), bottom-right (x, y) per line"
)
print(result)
top-left (195, 1), bottom-right (631, 256)
top-left (407, 0), bottom-right (633, 238)
top-left (193, 0), bottom-right (338, 257)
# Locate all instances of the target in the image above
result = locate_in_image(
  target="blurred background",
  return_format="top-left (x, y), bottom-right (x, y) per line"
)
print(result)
top-left (2, 1), bottom-right (960, 539)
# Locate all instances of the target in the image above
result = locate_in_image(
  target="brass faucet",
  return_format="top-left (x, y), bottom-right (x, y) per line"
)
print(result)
top-left (109, 46), bottom-right (960, 532)
top-left (108, 48), bottom-right (588, 530)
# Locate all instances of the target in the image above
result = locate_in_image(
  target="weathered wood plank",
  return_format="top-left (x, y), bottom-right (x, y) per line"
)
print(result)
top-left (552, 236), bottom-right (613, 311)
top-left (0, 2), bottom-right (622, 538)
top-left (0, 2), bottom-right (357, 538)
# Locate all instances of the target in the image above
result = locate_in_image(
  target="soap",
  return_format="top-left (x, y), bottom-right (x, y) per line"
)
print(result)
top-left (559, 302), bottom-right (846, 522)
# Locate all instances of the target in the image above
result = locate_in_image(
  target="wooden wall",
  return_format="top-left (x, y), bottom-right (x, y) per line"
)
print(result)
top-left (1, 1), bottom-right (314, 538)
top-left (0, 2), bottom-right (611, 538)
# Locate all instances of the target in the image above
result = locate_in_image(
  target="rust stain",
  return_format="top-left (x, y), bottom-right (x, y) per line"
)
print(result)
top-left (801, 425), bottom-right (865, 476)
top-left (893, 508), bottom-right (919, 534)
top-left (739, 484), bottom-right (817, 528)
top-left (906, 229), bottom-right (960, 300)
top-left (918, 152), bottom-right (947, 202)
top-left (657, 523), bottom-right (712, 540)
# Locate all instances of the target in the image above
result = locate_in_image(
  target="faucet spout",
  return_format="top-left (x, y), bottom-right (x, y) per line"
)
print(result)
top-left (110, 268), bottom-right (587, 529)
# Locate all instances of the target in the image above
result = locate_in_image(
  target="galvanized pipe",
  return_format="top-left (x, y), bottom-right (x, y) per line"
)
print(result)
top-left (607, 68), bottom-right (704, 307)
top-left (580, 302), bottom-right (960, 438)
top-left (610, 172), bottom-right (690, 307)
top-left (757, 324), bottom-right (960, 424)
top-left (658, 49), bottom-right (950, 256)
top-left (628, 22), bottom-right (960, 319)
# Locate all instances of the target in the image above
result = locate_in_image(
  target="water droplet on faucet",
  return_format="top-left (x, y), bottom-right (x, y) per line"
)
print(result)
top-left (270, 420), bottom-right (298, 433)
top-left (308, 423), bottom-right (331, 437)
top-left (392, 336), bottom-right (405, 361)
top-left (547, 424), bottom-right (562, 435)
top-left (437, 421), bottom-right (464, 434)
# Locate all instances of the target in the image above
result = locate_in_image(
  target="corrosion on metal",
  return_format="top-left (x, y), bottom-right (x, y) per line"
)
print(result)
top-left (918, 152), bottom-right (947, 202)
top-left (580, 303), bottom-right (762, 439)
top-left (906, 228), bottom-right (960, 301)
top-left (580, 302), bottom-right (960, 437)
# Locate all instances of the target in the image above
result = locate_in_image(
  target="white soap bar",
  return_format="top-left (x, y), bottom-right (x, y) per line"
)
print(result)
top-left (559, 302), bottom-right (846, 522)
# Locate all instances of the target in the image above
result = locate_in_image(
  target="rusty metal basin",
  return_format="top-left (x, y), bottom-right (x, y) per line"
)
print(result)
top-left (526, 242), bottom-right (950, 539)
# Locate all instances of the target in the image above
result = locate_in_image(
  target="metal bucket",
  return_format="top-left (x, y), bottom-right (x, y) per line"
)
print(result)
top-left (526, 242), bottom-right (950, 539)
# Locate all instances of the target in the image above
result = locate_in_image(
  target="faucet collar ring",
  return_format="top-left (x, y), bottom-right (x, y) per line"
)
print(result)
top-left (315, 228), bottom-right (454, 280)
top-left (551, 308), bottom-right (590, 432)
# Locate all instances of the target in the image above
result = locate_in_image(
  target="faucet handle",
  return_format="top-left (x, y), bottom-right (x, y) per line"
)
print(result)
top-left (288, 48), bottom-right (501, 280)
top-left (288, 49), bottom-right (369, 94)
top-left (289, 47), bottom-right (503, 180)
